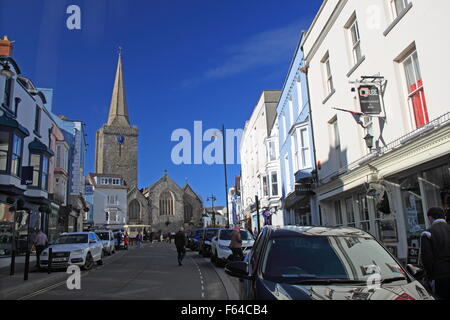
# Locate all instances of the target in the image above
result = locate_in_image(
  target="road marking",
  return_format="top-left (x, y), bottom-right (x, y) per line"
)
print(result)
top-left (17, 249), bottom-right (128, 300)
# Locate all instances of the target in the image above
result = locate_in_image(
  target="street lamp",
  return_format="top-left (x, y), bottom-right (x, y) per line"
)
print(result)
top-left (207, 195), bottom-right (217, 227)
top-left (364, 133), bottom-right (374, 150)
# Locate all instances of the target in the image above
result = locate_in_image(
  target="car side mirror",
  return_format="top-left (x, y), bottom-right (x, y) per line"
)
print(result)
top-left (212, 237), bottom-right (217, 241)
top-left (225, 261), bottom-right (254, 280)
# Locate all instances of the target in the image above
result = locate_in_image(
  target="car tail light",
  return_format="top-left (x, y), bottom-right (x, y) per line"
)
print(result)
top-left (395, 293), bottom-right (415, 300)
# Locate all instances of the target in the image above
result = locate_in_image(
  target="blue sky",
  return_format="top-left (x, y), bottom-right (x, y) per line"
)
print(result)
top-left (0, 0), bottom-right (322, 205)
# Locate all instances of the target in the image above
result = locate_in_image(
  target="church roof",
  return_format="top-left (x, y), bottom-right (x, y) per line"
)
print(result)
top-left (107, 53), bottom-right (130, 127)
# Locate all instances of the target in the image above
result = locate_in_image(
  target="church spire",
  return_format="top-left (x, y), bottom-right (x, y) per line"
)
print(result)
top-left (107, 48), bottom-right (130, 127)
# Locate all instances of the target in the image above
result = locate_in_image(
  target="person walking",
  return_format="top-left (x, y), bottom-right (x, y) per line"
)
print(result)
top-left (421, 207), bottom-right (450, 300)
top-left (124, 233), bottom-right (129, 250)
top-left (230, 226), bottom-right (243, 261)
top-left (174, 227), bottom-right (187, 266)
top-left (136, 232), bottom-right (143, 248)
top-left (34, 229), bottom-right (48, 269)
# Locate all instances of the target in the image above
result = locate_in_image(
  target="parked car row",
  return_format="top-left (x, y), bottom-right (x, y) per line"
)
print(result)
top-left (187, 227), bottom-right (256, 268)
top-left (224, 226), bottom-right (435, 300)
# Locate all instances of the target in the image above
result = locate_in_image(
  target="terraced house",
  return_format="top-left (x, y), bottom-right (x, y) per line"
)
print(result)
top-left (302, 0), bottom-right (450, 264)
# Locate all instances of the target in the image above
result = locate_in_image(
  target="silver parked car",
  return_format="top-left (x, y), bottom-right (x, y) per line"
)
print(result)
top-left (95, 230), bottom-right (116, 255)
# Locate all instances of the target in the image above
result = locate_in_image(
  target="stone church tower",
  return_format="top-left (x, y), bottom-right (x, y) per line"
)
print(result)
top-left (95, 53), bottom-right (138, 188)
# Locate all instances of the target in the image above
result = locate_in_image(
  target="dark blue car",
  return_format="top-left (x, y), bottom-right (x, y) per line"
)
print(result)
top-left (225, 226), bottom-right (434, 300)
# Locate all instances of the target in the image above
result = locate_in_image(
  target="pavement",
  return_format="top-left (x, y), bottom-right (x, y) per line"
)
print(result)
top-left (0, 242), bottom-right (240, 300)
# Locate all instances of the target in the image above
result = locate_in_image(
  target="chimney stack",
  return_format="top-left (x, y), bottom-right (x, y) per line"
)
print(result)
top-left (0, 36), bottom-right (13, 57)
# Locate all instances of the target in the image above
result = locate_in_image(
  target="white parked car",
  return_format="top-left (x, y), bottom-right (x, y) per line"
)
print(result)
top-left (40, 232), bottom-right (104, 270)
top-left (210, 229), bottom-right (255, 267)
top-left (95, 230), bottom-right (116, 255)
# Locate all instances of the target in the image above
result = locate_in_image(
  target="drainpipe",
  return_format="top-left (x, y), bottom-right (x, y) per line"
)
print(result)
top-left (301, 55), bottom-right (321, 226)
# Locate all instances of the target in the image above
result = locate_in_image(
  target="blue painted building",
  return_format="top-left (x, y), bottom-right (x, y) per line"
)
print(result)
top-left (276, 32), bottom-right (319, 226)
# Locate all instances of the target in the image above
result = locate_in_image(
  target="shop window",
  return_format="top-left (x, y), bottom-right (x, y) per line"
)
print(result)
top-left (400, 175), bottom-right (426, 246)
top-left (345, 197), bottom-right (356, 227)
top-left (358, 194), bottom-right (371, 232)
top-left (334, 201), bottom-right (343, 226)
top-left (422, 165), bottom-right (450, 212)
top-left (403, 51), bottom-right (429, 128)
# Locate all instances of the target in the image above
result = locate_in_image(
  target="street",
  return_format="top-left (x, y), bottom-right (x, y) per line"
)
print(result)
top-left (19, 243), bottom-right (238, 300)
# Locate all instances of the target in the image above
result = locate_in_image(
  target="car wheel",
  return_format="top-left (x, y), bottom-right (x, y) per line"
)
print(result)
top-left (97, 251), bottom-right (104, 266)
top-left (83, 253), bottom-right (94, 270)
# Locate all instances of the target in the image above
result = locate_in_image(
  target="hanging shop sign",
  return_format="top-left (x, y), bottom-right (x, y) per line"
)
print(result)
top-left (358, 84), bottom-right (382, 115)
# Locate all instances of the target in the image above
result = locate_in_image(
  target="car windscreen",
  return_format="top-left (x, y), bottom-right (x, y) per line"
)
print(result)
top-left (55, 234), bottom-right (88, 244)
top-left (194, 230), bottom-right (203, 237)
top-left (205, 230), bottom-right (218, 240)
top-left (219, 230), bottom-right (253, 241)
top-left (96, 232), bottom-right (110, 240)
top-left (261, 235), bottom-right (406, 284)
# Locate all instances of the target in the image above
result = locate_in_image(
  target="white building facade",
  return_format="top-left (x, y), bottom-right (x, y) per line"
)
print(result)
top-left (302, 0), bottom-right (450, 264)
top-left (240, 91), bottom-right (283, 231)
top-left (88, 173), bottom-right (128, 230)
top-left (276, 32), bottom-right (319, 227)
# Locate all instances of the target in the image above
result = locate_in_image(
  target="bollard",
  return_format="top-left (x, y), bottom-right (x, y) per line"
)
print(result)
top-left (48, 248), bottom-right (52, 274)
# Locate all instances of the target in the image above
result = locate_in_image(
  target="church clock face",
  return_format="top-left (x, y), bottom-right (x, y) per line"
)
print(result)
top-left (117, 135), bottom-right (125, 145)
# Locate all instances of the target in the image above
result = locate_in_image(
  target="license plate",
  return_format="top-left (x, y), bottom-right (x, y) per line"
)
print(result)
top-left (53, 258), bottom-right (67, 262)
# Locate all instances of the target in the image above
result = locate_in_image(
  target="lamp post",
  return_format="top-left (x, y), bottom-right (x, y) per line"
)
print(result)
top-left (246, 196), bottom-right (261, 235)
top-left (207, 195), bottom-right (217, 228)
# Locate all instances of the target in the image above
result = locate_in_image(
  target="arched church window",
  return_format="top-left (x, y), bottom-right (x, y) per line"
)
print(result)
top-left (129, 199), bottom-right (140, 220)
top-left (160, 191), bottom-right (174, 216)
top-left (184, 203), bottom-right (193, 223)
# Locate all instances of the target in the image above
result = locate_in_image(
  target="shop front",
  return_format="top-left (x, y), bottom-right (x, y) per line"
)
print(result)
top-left (385, 156), bottom-right (450, 265)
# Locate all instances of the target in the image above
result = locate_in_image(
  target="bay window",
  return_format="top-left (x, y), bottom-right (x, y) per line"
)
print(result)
top-left (0, 130), bottom-right (23, 176)
top-left (0, 132), bottom-right (8, 171)
top-left (270, 172), bottom-right (279, 197)
top-left (30, 153), bottom-right (50, 190)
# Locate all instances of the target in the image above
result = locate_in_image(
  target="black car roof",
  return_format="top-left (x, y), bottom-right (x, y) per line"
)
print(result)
top-left (266, 226), bottom-right (373, 238)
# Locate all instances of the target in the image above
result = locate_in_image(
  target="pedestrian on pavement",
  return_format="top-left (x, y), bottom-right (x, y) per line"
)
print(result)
top-left (124, 233), bottom-right (129, 250)
top-left (174, 227), bottom-right (187, 266)
top-left (421, 207), bottom-right (450, 300)
top-left (34, 229), bottom-right (48, 269)
top-left (230, 226), bottom-right (243, 261)
top-left (136, 232), bottom-right (143, 248)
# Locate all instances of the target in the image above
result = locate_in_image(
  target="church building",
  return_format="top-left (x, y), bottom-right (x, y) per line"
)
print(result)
top-left (94, 52), bottom-right (150, 227)
top-left (142, 173), bottom-right (203, 233)
top-left (94, 52), bottom-right (203, 232)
